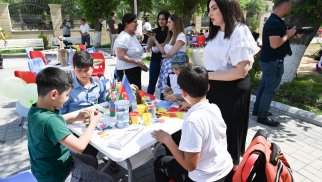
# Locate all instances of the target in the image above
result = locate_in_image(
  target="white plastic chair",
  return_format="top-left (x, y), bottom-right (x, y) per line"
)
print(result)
top-left (27, 57), bottom-right (45, 74)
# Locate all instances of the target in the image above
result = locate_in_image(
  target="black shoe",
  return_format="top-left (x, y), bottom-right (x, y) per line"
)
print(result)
top-left (252, 111), bottom-right (272, 117)
top-left (257, 117), bottom-right (280, 127)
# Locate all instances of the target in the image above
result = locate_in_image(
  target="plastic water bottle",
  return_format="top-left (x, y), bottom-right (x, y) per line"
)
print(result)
top-left (115, 100), bottom-right (130, 128)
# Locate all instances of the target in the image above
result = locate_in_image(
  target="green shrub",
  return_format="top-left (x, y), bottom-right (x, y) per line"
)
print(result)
top-left (142, 55), bottom-right (151, 64)
top-left (38, 32), bottom-right (49, 49)
top-left (250, 50), bottom-right (261, 81)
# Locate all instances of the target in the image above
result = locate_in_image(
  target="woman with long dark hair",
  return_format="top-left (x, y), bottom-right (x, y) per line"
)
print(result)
top-left (204, 0), bottom-right (260, 168)
top-left (146, 10), bottom-right (170, 96)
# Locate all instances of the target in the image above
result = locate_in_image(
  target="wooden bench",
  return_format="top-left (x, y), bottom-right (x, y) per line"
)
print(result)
top-left (0, 39), bottom-right (44, 51)
top-left (50, 37), bottom-right (82, 48)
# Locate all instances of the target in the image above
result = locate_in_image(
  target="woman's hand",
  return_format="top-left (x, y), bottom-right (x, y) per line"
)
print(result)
top-left (148, 34), bottom-right (157, 42)
top-left (161, 53), bottom-right (171, 58)
top-left (165, 94), bottom-right (179, 102)
top-left (151, 129), bottom-right (172, 144)
top-left (137, 61), bottom-right (149, 72)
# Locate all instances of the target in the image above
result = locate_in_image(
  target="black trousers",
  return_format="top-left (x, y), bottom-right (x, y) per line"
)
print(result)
top-left (117, 66), bottom-right (142, 90)
top-left (164, 130), bottom-right (181, 155)
top-left (207, 75), bottom-right (250, 165)
top-left (154, 155), bottom-right (234, 182)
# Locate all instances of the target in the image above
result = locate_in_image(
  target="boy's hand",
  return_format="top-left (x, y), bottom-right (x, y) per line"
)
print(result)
top-left (151, 129), bottom-right (172, 145)
top-left (89, 110), bottom-right (101, 126)
top-left (77, 109), bottom-right (92, 121)
top-left (179, 101), bottom-right (191, 111)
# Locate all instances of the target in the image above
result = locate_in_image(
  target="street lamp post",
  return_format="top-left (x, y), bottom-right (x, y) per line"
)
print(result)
top-left (134, 0), bottom-right (137, 15)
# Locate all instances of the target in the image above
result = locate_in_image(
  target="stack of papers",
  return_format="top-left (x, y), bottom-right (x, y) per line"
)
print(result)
top-left (107, 125), bottom-right (144, 150)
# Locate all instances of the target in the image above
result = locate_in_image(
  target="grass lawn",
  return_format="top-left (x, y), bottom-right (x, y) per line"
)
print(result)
top-left (251, 43), bottom-right (322, 115)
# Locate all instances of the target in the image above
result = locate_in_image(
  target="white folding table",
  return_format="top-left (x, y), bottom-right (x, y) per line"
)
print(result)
top-left (67, 110), bottom-right (183, 182)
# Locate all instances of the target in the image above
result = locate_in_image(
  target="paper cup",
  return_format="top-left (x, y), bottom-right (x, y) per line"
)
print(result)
top-left (137, 104), bottom-right (146, 116)
top-left (130, 111), bottom-right (139, 124)
top-left (142, 113), bottom-right (152, 126)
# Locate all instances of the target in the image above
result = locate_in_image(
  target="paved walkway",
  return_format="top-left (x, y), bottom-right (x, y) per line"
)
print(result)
top-left (0, 57), bottom-right (322, 181)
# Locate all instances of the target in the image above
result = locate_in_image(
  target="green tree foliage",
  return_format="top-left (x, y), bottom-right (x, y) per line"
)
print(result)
top-left (38, 32), bottom-right (49, 49)
top-left (76, 0), bottom-right (118, 25)
top-left (286, 0), bottom-right (322, 46)
top-left (240, 0), bottom-right (265, 32)
top-left (151, 0), bottom-right (208, 26)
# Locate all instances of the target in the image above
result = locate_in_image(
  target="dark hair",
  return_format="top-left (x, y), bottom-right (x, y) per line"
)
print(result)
top-left (207, 0), bottom-right (245, 40)
top-left (177, 66), bottom-right (209, 98)
top-left (156, 10), bottom-right (170, 30)
top-left (252, 32), bottom-right (260, 41)
top-left (111, 11), bottom-right (115, 17)
top-left (36, 67), bottom-right (73, 97)
top-left (81, 18), bottom-right (86, 22)
top-left (119, 13), bottom-right (137, 32)
top-left (273, 0), bottom-right (290, 9)
top-left (144, 16), bottom-right (149, 22)
top-left (73, 51), bottom-right (93, 68)
top-left (117, 23), bottom-right (124, 34)
top-left (165, 14), bottom-right (185, 45)
top-left (191, 23), bottom-right (196, 27)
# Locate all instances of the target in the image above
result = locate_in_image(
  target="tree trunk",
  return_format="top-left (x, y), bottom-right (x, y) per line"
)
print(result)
top-left (281, 44), bottom-right (307, 84)
top-left (182, 3), bottom-right (199, 27)
top-left (183, 14), bottom-right (193, 27)
top-left (280, 26), bottom-right (319, 84)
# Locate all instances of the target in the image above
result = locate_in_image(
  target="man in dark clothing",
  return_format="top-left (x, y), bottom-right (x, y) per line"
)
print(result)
top-left (252, 0), bottom-right (299, 126)
top-left (107, 12), bottom-right (118, 56)
top-left (93, 17), bottom-right (104, 47)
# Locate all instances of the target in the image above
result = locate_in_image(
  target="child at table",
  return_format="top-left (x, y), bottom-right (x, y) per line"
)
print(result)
top-left (163, 52), bottom-right (191, 111)
top-left (61, 50), bottom-right (106, 114)
top-left (152, 66), bottom-right (233, 182)
top-left (27, 67), bottom-right (109, 182)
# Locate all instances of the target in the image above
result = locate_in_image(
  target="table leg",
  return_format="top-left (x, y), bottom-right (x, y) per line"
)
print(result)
top-left (126, 158), bottom-right (133, 182)
top-left (100, 158), bottom-right (112, 172)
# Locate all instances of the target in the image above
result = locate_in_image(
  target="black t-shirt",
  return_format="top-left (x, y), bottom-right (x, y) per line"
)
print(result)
top-left (260, 13), bottom-right (291, 62)
top-left (94, 21), bottom-right (102, 32)
top-left (107, 18), bottom-right (117, 34)
top-left (151, 28), bottom-right (168, 63)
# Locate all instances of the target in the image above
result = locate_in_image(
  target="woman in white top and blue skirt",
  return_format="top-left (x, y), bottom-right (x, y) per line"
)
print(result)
top-left (204, 0), bottom-right (260, 167)
top-left (149, 14), bottom-right (187, 99)
top-left (114, 13), bottom-right (148, 90)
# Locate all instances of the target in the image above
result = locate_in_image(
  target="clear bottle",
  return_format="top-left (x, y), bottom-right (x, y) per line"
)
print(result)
top-left (115, 100), bottom-right (130, 128)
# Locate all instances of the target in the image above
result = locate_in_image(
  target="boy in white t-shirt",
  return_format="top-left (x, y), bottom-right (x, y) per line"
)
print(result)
top-left (152, 66), bottom-right (233, 182)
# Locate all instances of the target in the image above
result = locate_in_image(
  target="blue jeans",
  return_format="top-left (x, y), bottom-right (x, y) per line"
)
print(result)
top-left (253, 60), bottom-right (284, 118)
top-left (81, 34), bottom-right (91, 48)
top-left (147, 61), bottom-right (161, 95)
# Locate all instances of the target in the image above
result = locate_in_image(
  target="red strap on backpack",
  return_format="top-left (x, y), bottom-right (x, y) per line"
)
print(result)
top-left (241, 153), bottom-right (259, 182)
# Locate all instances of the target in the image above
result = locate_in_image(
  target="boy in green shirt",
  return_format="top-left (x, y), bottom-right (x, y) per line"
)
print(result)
top-left (28, 67), bottom-right (101, 182)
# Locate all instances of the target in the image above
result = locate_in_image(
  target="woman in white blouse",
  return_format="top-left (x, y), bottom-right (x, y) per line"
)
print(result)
top-left (204, 0), bottom-right (260, 168)
top-left (149, 14), bottom-right (187, 99)
top-left (114, 13), bottom-right (148, 90)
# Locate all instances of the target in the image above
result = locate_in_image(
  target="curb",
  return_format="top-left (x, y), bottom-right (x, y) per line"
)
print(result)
top-left (250, 95), bottom-right (322, 127)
